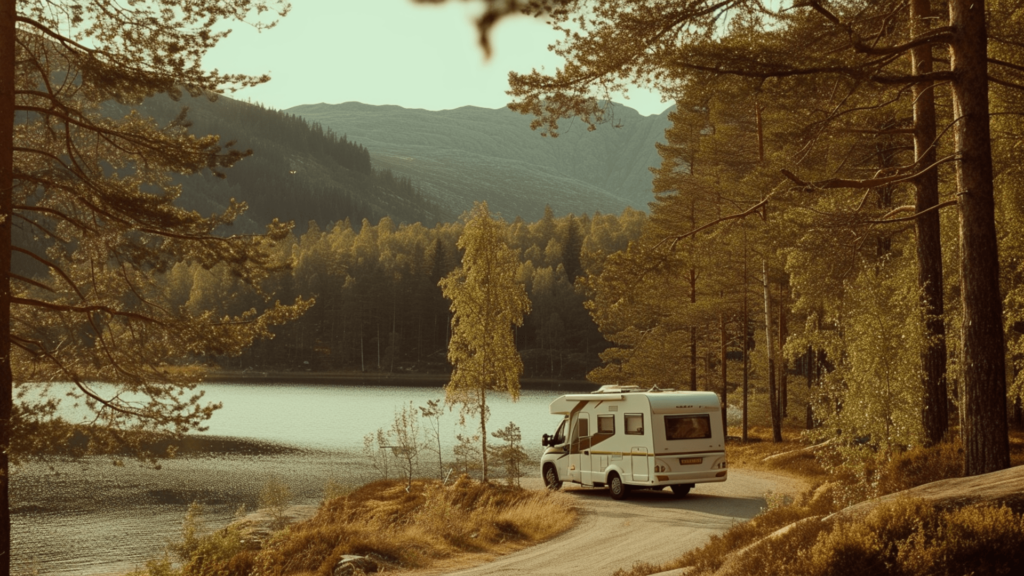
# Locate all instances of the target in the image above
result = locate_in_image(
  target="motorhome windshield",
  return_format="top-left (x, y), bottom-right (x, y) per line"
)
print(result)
top-left (552, 420), bottom-right (566, 444)
top-left (665, 414), bottom-right (712, 440)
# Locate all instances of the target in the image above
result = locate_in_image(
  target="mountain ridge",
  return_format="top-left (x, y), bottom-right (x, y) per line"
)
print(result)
top-left (115, 94), bottom-right (453, 234)
top-left (288, 100), bottom-right (674, 221)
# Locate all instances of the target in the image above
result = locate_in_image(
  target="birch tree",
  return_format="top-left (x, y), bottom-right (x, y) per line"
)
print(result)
top-left (440, 202), bottom-right (530, 481)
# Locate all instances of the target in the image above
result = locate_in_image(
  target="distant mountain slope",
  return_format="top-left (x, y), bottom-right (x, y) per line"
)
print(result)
top-left (287, 101), bottom-right (673, 220)
top-left (113, 95), bottom-right (452, 234)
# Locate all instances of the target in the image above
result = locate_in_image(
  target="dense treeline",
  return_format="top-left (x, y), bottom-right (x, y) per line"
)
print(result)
top-left (168, 206), bottom-right (644, 378)
top-left (514, 0), bottom-right (1024, 476)
top-left (114, 94), bottom-right (451, 231)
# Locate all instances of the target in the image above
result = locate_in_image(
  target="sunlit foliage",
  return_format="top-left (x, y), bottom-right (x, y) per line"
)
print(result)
top-left (441, 202), bottom-right (531, 480)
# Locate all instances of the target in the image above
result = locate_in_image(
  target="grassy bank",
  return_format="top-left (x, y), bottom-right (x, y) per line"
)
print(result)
top-left (130, 476), bottom-right (576, 576)
top-left (615, 428), bottom-right (1024, 576)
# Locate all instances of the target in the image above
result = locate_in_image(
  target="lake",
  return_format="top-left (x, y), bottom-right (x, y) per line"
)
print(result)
top-left (12, 381), bottom-right (575, 576)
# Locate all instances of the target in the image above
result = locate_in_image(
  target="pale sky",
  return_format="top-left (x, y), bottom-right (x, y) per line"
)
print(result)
top-left (204, 0), bottom-right (670, 116)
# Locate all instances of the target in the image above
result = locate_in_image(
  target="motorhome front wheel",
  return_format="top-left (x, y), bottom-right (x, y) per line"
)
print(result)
top-left (543, 465), bottom-right (563, 491)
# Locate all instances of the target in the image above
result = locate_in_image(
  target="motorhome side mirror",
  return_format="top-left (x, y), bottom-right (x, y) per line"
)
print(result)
top-left (542, 433), bottom-right (550, 447)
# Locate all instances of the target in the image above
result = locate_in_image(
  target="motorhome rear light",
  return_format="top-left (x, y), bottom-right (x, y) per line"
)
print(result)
top-left (678, 457), bottom-right (702, 465)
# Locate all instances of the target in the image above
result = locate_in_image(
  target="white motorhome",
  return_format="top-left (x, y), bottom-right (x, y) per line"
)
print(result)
top-left (540, 385), bottom-right (727, 499)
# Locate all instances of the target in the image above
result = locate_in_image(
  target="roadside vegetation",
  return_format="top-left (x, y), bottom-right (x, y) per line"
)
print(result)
top-left (614, 427), bottom-right (1024, 576)
top-left (130, 476), bottom-right (575, 576)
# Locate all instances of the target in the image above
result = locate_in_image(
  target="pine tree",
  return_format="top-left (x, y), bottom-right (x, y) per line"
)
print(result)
top-left (0, 1), bottom-right (306, 571)
top-left (429, 0), bottom-right (1018, 475)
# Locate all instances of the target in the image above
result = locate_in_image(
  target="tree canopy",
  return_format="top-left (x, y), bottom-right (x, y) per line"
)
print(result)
top-left (424, 0), bottom-right (1024, 476)
top-left (1, 0), bottom-right (309, 572)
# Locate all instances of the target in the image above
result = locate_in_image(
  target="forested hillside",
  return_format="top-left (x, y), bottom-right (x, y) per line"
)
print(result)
top-left (171, 207), bottom-right (645, 378)
top-left (110, 94), bottom-right (452, 232)
top-left (287, 101), bottom-right (672, 220)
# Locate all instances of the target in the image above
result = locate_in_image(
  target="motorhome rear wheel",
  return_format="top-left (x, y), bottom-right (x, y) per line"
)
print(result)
top-left (670, 484), bottom-right (692, 497)
top-left (608, 473), bottom-right (629, 500)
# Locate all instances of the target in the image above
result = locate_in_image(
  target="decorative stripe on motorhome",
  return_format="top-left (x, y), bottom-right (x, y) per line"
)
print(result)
top-left (589, 450), bottom-right (719, 457)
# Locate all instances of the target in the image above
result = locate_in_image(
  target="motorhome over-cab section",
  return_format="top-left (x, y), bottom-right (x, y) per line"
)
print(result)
top-left (541, 386), bottom-right (727, 500)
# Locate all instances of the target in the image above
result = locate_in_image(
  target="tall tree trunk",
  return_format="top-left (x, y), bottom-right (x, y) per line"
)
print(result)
top-left (779, 285), bottom-right (788, 418)
top-left (0, 0), bottom-right (13, 571)
top-left (806, 346), bottom-right (814, 430)
top-left (704, 333), bottom-right (712, 391)
top-left (911, 0), bottom-right (950, 446)
top-left (762, 260), bottom-right (782, 442)
top-left (742, 240), bottom-right (749, 442)
top-left (949, 0), bottom-right (1010, 475)
top-left (720, 305), bottom-right (728, 433)
top-left (689, 269), bottom-right (697, 391)
top-left (1014, 365), bottom-right (1022, 429)
top-left (480, 384), bottom-right (488, 481)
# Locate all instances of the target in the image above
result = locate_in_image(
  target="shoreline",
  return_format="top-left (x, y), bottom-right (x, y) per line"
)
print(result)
top-left (203, 370), bottom-right (599, 391)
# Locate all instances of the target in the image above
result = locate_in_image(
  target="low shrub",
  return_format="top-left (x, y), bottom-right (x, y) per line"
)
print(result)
top-left (127, 503), bottom-right (251, 576)
top-left (672, 432), bottom-right (1024, 576)
top-left (875, 440), bottom-right (964, 496)
top-left (131, 476), bottom-right (576, 576)
top-left (250, 476), bottom-right (575, 575)
top-left (719, 500), bottom-right (1024, 576)
top-left (668, 482), bottom-right (841, 576)
top-left (611, 560), bottom-right (663, 576)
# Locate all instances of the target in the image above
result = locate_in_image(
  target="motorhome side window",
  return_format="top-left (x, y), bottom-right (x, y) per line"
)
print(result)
top-left (570, 417), bottom-right (589, 440)
top-left (625, 414), bottom-right (644, 435)
top-left (597, 414), bottom-right (615, 434)
top-left (665, 415), bottom-right (713, 440)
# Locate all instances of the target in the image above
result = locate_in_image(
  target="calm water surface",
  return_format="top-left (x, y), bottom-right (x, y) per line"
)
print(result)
top-left (13, 382), bottom-right (570, 576)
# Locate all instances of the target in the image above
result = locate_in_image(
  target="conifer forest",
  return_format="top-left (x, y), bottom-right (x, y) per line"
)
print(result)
top-left (6, 0), bottom-right (1024, 574)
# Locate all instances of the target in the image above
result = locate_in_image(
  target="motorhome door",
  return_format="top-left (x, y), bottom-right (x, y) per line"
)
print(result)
top-left (568, 412), bottom-right (591, 484)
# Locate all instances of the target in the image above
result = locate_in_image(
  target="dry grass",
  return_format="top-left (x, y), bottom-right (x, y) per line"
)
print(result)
top-left (648, 429), bottom-right (1024, 576)
top-left (707, 499), bottom-right (1024, 576)
top-left (132, 476), bottom-right (576, 576)
top-left (725, 426), bottom-right (827, 480)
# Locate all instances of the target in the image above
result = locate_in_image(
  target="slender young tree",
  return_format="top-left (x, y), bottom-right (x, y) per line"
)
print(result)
top-left (440, 202), bottom-right (530, 481)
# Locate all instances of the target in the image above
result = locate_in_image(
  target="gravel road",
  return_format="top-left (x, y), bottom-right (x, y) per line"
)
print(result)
top-left (437, 470), bottom-right (804, 576)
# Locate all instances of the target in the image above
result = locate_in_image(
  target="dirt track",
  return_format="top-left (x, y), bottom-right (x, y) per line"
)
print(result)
top-left (423, 469), bottom-right (803, 576)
